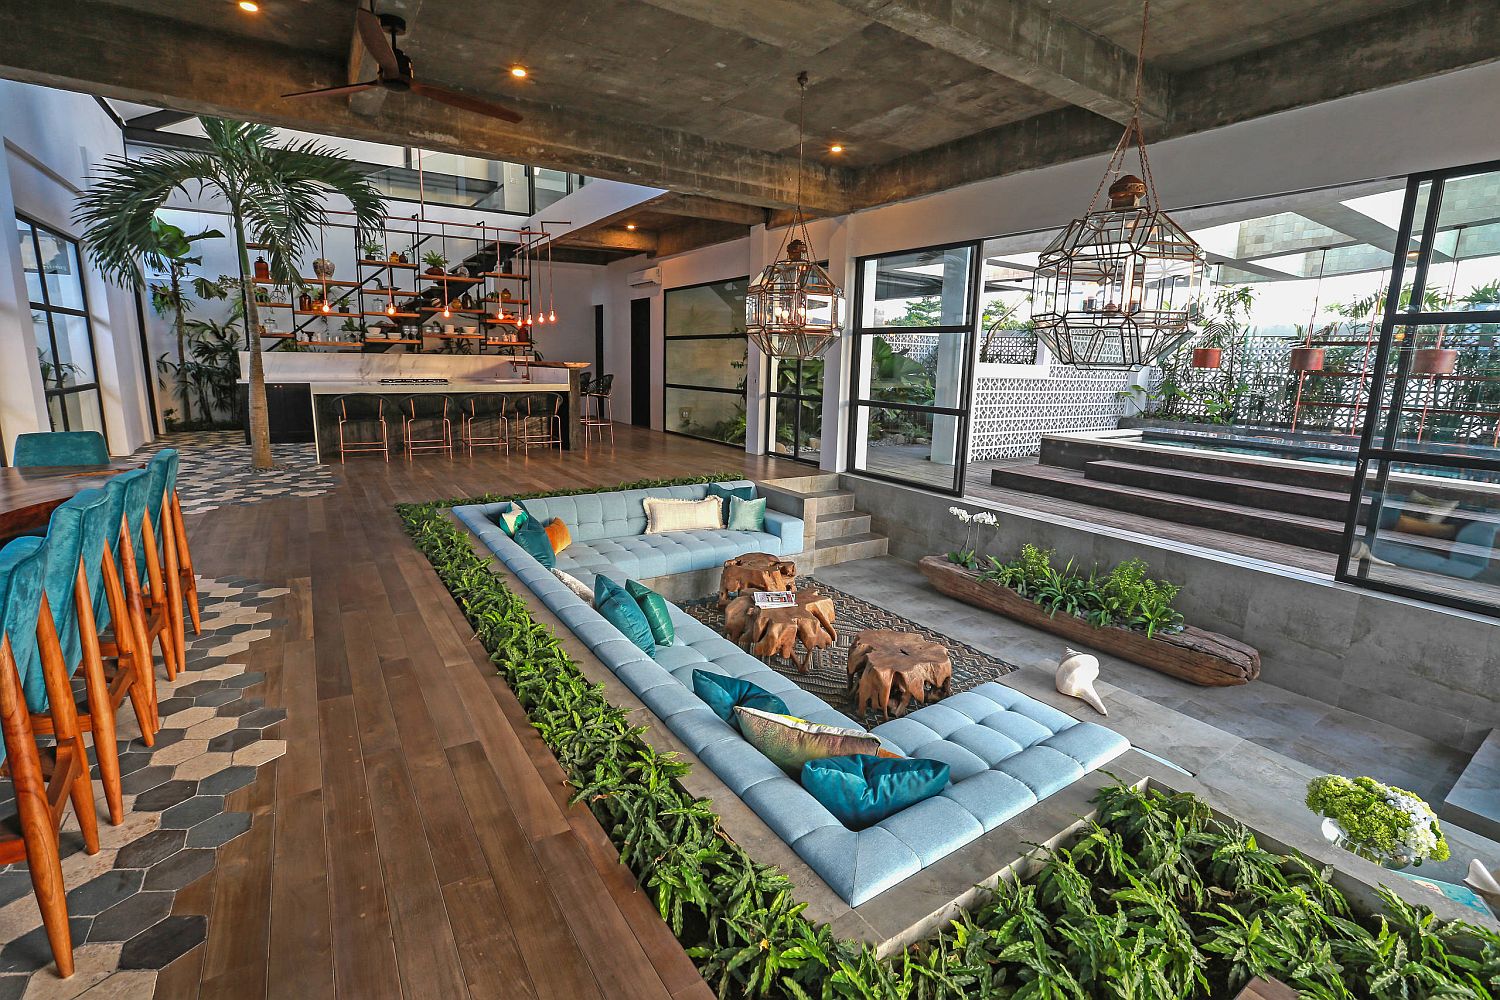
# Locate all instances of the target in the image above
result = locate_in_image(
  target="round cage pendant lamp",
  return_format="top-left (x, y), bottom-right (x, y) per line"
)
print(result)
top-left (1031, 0), bottom-right (1206, 370)
top-left (745, 71), bottom-right (845, 361)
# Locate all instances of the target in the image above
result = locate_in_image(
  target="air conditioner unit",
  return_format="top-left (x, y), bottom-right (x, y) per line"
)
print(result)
top-left (628, 266), bottom-right (661, 286)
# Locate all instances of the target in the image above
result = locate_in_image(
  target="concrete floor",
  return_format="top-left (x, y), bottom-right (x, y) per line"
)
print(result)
top-left (813, 555), bottom-right (1497, 890)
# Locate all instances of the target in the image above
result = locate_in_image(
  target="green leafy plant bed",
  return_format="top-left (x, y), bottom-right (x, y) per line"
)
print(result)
top-left (919, 554), bottom-right (1260, 687)
top-left (401, 478), bottom-right (1497, 998)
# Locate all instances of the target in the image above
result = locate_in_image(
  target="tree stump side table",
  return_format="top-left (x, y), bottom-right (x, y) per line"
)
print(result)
top-left (717, 552), bottom-right (797, 608)
top-left (847, 629), bottom-right (953, 721)
top-left (724, 589), bottom-right (837, 673)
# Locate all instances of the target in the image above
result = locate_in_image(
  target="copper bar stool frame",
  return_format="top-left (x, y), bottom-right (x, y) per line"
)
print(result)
top-left (336, 394), bottom-right (391, 463)
top-left (402, 394), bottom-right (454, 460)
top-left (517, 393), bottom-right (565, 454)
top-left (582, 373), bottom-right (615, 444)
top-left (459, 394), bottom-right (509, 457)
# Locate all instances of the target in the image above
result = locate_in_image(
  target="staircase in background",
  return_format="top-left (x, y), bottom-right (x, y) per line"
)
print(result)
top-left (760, 474), bottom-right (888, 569)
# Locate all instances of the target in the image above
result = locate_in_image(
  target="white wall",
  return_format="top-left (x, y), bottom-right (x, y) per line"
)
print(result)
top-left (0, 81), bottom-right (154, 460)
top-left (587, 59), bottom-right (1500, 469)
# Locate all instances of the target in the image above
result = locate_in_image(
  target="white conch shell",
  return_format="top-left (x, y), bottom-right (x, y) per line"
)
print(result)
top-left (1465, 860), bottom-right (1500, 906)
top-left (1056, 647), bottom-right (1106, 716)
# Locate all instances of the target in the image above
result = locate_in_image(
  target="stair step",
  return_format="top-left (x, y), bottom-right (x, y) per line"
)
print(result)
top-left (1039, 433), bottom-right (1355, 491)
top-left (991, 464), bottom-right (1346, 552)
top-left (816, 509), bottom-right (872, 540)
top-left (1441, 729), bottom-right (1500, 843)
top-left (812, 531), bottom-right (889, 565)
top-left (1083, 460), bottom-right (1354, 521)
top-left (761, 483), bottom-right (856, 513)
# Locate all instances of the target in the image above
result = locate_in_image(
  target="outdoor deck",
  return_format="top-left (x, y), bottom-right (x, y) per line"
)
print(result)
top-left (153, 427), bottom-right (799, 999)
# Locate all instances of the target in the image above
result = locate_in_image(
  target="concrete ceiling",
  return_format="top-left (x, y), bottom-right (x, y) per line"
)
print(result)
top-left (0, 0), bottom-right (1495, 259)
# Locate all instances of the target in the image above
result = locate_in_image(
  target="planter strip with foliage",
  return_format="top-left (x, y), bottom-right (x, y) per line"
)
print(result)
top-left (400, 477), bottom-right (1500, 999)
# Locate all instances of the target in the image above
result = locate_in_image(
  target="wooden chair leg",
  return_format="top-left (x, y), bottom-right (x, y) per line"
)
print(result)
top-left (0, 636), bottom-right (74, 979)
top-left (99, 542), bottom-right (156, 741)
top-left (170, 492), bottom-right (201, 636)
top-left (35, 596), bottom-right (99, 856)
top-left (159, 511), bottom-right (187, 678)
top-left (140, 515), bottom-right (178, 681)
top-left (70, 562), bottom-right (123, 825)
top-left (107, 539), bottom-right (159, 735)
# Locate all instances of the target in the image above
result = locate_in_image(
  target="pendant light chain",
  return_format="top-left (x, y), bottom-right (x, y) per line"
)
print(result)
top-left (1305, 246), bottom-right (1329, 342)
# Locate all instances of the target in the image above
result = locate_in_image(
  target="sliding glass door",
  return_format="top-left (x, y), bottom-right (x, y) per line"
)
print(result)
top-left (767, 356), bottom-right (823, 463)
top-left (663, 277), bottom-right (748, 446)
top-left (18, 216), bottom-right (107, 441)
top-left (847, 243), bottom-right (979, 494)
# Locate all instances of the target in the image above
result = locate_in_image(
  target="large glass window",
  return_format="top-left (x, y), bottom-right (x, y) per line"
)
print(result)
top-left (664, 277), bottom-right (748, 446)
top-left (1337, 162), bottom-right (1500, 615)
top-left (848, 244), bottom-right (977, 493)
top-left (767, 356), bottom-right (823, 463)
top-left (19, 217), bottom-right (106, 440)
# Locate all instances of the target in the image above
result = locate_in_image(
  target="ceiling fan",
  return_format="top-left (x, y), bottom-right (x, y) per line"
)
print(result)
top-left (282, 5), bottom-right (522, 123)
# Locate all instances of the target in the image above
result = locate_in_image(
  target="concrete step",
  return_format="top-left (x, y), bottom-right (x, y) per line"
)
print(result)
top-left (1083, 460), bottom-right (1355, 521)
top-left (816, 509), bottom-right (872, 540)
top-left (991, 463), bottom-right (1346, 552)
top-left (812, 531), bottom-right (889, 567)
top-left (760, 481), bottom-right (856, 514)
top-left (1441, 729), bottom-right (1500, 843)
top-left (1039, 433), bottom-right (1355, 491)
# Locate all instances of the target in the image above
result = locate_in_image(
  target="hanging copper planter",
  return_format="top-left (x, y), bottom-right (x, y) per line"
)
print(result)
top-left (1191, 347), bottom-right (1222, 369)
top-left (1289, 347), bottom-right (1325, 372)
top-left (1411, 347), bottom-right (1458, 375)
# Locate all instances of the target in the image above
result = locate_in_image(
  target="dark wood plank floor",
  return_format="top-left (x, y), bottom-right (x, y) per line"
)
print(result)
top-left (153, 427), bottom-right (800, 999)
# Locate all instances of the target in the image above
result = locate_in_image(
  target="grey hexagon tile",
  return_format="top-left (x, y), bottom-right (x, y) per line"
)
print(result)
top-left (117, 767), bottom-right (172, 797)
top-left (185, 812), bottom-right (251, 850)
top-left (117, 915), bottom-right (206, 971)
top-left (150, 698), bottom-right (194, 719)
top-left (158, 796), bottom-right (224, 831)
top-left (238, 708), bottom-right (287, 729)
top-left (215, 698), bottom-right (264, 719)
top-left (113, 830), bottom-right (185, 871)
top-left (222, 673), bottom-right (265, 690)
top-left (140, 849), bottom-right (214, 892)
top-left (192, 689), bottom-right (244, 709)
top-left (66, 870), bottom-right (144, 917)
top-left (0, 975), bottom-right (21, 1000)
top-left (87, 893), bottom-right (174, 944)
top-left (0, 916), bottom-right (90, 973)
top-left (131, 781), bottom-right (196, 813)
top-left (206, 730), bottom-right (257, 754)
top-left (197, 767), bottom-right (255, 796)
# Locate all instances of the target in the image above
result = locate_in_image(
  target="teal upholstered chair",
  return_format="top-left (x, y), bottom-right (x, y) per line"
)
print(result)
top-left (114, 469), bottom-right (176, 679)
top-left (0, 535), bottom-right (100, 978)
top-left (153, 450), bottom-right (201, 637)
top-left (144, 451), bottom-right (186, 676)
top-left (11, 431), bottom-right (108, 468)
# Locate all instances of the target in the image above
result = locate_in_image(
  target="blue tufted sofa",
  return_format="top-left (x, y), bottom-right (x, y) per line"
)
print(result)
top-left (455, 482), bottom-right (1127, 906)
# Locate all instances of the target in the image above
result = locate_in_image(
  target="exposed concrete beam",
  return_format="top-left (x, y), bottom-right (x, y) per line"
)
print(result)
top-left (655, 218), bottom-right (752, 258)
top-left (0, 0), bottom-right (851, 214)
top-left (852, 0), bottom-right (1500, 210)
top-left (347, 0), bottom-right (427, 119)
top-left (558, 227), bottom-right (658, 254)
top-left (646, 194), bottom-right (768, 227)
top-left (831, 0), bottom-right (1170, 128)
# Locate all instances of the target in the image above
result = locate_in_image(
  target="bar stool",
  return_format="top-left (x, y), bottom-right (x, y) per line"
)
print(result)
top-left (577, 371), bottom-right (593, 420)
top-left (582, 373), bottom-right (615, 444)
top-left (459, 394), bottom-right (508, 456)
top-left (402, 394), bottom-right (454, 460)
top-left (0, 537), bottom-right (101, 979)
top-left (517, 393), bottom-right (565, 454)
top-left (21, 490), bottom-right (155, 825)
top-left (336, 394), bottom-right (390, 463)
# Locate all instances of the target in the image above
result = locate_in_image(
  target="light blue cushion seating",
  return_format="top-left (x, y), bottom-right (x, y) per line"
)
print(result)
top-left (454, 485), bottom-right (1127, 906)
top-left (11, 431), bottom-right (108, 468)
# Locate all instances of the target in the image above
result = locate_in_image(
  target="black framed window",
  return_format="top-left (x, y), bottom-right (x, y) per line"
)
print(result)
top-left (847, 243), bottom-right (980, 494)
top-left (767, 355), bottom-right (823, 463)
top-left (1337, 160), bottom-right (1500, 616)
top-left (18, 216), bottom-right (107, 443)
top-left (663, 277), bottom-right (748, 446)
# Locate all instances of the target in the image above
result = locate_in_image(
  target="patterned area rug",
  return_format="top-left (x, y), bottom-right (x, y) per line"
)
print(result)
top-left (0, 575), bottom-right (289, 997)
top-left (131, 430), bottom-right (338, 516)
top-left (679, 577), bottom-right (1017, 727)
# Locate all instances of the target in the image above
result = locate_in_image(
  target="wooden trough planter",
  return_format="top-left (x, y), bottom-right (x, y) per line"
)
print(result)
top-left (918, 556), bottom-right (1260, 687)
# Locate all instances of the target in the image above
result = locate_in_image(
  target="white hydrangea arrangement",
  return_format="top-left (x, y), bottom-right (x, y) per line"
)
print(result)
top-left (1306, 774), bottom-right (1449, 867)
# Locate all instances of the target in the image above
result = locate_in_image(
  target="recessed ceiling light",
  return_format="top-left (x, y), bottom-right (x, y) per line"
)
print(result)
top-left (829, 144), bottom-right (844, 154)
top-left (625, 223), bottom-right (637, 231)
top-left (510, 66), bottom-right (528, 79)
top-left (237, 0), bottom-right (259, 11)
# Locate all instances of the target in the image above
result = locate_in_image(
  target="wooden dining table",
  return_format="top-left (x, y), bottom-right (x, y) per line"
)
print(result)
top-left (0, 462), bottom-right (143, 539)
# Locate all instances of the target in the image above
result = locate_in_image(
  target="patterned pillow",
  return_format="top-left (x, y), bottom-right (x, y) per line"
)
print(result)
top-left (493, 502), bottom-right (528, 536)
top-left (734, 705), bottom-right (881, 773)
top-left (643, 496), bottom-right (723, 534)
top-left (552, 568), bottom-right (593, 605)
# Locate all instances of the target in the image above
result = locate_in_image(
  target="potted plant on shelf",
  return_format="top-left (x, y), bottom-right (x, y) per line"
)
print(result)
top-left (1306, 775), bottom-right (1449, 869)
top-left (362, 239), bottom-right (384, 261)
top-left (423, 250), bottom-right (449, 275)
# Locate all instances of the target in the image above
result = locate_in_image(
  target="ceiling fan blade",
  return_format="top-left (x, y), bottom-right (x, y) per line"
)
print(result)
top-left (283, 80), bottom-right (378, 99)
top-left (409, 81), bottom-right (523, 123)
top-left (356, 7), bottom-right (402, 77)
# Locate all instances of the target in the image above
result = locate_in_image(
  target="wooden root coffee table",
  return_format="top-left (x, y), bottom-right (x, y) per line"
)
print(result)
top-left (724, 588), bottom-right (837, 674)
top-left (717, 552), bottom-right (797, 608)
top-left (847, 629), bottom-right (953, 720)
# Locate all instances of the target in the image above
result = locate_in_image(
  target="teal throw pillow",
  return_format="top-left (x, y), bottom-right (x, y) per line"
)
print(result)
top-left (493, 502), bottom-right (528, 536)
top-left (801, 754), bottom-right (950, 831)
top-left (707, 483), bottom-right (756, 521)
top-left (692, 670), bottom-right (788, 733)
top-left (513, 515), bottom-right (556, 569)
top-left (625, 579), bottom-right (675, 647)
top-left (727, 495), bottom-right (767, 531)
top-left (595, 575), bottom-right (656, 655)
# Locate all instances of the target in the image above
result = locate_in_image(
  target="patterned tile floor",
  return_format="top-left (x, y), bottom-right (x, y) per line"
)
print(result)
top-left (0, 577), bottom-right (289, 997)
top-left (131, 431), bottom-right (337, 516)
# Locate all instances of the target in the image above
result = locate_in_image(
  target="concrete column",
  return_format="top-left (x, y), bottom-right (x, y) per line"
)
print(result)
top-left (742, 224), bottom-right (771, 456)
top-left (0, 163), bottom-right (50, 462)
top-left (819, 215), bottom-right (855, 473)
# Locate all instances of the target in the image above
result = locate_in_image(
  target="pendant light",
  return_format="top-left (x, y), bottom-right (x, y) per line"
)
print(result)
top-left (745, 71), bottom-right (845, 360)
top-left (546, 234), bottom-right (557, 324)
top-left (1412, 226), bottom-right (1463, 375)
top-left (1031, 0), bottom-right (1206, 370)
top-left (1289, 248), bottom-right (1329, 373)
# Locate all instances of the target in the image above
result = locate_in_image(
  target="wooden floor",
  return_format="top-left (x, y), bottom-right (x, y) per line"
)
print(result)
top-left (153, 426), bottom-right (801, 999)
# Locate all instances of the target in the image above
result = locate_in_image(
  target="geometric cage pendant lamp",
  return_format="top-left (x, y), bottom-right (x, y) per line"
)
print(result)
top-left (745, 71), bottom-right (845, 361)
top-left (1030, 0), bottom-right (1206, 370)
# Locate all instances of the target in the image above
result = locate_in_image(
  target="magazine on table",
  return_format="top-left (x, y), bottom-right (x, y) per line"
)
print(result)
top-left (753, 590), bottom-right (796, 608)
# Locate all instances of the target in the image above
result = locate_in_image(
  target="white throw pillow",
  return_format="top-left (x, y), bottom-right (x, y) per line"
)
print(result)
top-left (552, 568), bottom-right (594, 605)
top-left (643, 496), bottom-right (724, 534)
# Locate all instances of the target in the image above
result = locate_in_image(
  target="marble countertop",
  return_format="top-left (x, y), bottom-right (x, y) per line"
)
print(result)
top-left (236, 378), bottom-right (570, 393)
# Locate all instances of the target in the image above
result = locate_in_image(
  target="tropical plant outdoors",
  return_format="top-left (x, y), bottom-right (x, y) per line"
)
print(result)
top-left (400, 475), bottom-right (1500, 999)
top-left (75, 117), bottom-right (386, 469)
top-left (945, 505), bottom-right (999, 570)
top-left (138, 217), bottom-right (226, 421)
top-left (155, 281), bottom-right (246, 430)
top-left (1306, 775), bottom-right (1450, 868)
top-left (970, 542), bottom-right (1186, 637)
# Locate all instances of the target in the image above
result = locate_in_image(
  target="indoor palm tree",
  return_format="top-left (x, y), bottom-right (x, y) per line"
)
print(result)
top-left (76, 118), bottom-right (385, 468)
